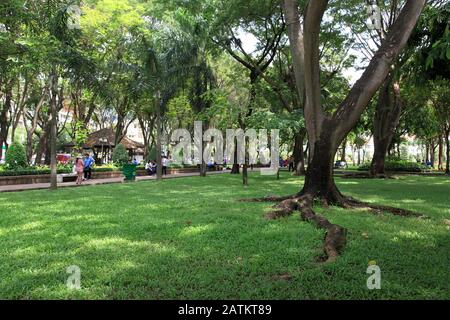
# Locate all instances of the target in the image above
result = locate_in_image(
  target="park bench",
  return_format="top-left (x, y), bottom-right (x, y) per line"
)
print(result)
top-left (57, 173), bottom-right (77, 183)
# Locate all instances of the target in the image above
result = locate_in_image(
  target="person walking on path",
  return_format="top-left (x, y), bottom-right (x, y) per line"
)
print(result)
top-left (83, 153), bottom-right (95, 180)
top-left (75, 156), bottom-right (85, 185)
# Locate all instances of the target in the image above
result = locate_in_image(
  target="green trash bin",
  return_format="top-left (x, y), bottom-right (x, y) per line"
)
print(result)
top-left (122, 164), bottom-right (137, 181)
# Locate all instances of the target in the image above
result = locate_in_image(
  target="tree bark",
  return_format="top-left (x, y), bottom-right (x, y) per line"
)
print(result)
top-left (300, 119), bottom-right (345, 204)
top-left (370, 78), bottom-right (402, 176)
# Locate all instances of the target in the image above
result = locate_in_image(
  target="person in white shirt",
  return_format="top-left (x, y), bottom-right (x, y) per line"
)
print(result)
top-left (162, 157), bottom-right (168, 175)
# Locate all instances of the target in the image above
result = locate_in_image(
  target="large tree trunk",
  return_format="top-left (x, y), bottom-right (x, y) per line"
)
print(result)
top-left (370, 78), bottom-right (402, 176)
top-left (293, 130), bottom-right (306, 175)
top-left (301, 127), bottom-right (345, 204)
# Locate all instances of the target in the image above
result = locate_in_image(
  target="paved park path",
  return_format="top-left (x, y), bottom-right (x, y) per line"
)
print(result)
top-left (0, 171), bottom-right (227, 193)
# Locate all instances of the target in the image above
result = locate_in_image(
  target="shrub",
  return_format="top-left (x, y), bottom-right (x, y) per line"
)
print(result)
top-left (358, 160), bottom-right (426, 172)
top-left (5, 143), bottom-right (27, 170)
top-left (0, 164), bottom-right (120, 177)
top-left (92, 165), bottom-right (117, 173)
top-left (112, 144), bottom-right (129, 167)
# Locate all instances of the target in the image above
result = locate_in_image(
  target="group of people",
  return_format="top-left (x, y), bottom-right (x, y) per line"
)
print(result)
top-left (145, 156), bottom-right (170, 176)
top-left (74, 153), bottom-right (95, 185)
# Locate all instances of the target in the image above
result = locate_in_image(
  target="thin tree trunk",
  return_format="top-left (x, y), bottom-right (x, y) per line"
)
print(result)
top-left (241, 73), bottom-right (257, 186)
top-left (155, 91), bottom-right (162, 180)
top-left (430, 140), bottom-right (436, 168)
top-left (200, 122), bottom-right (209, 178)
top-left (438, 134), bottom-right (443, 171)
top-left (230, 143), bottom-right (240, 174)
top-left (49, 71), bottom-right (58, 190)
top-left (340, 138), bottom-right (347, 162)
top-left (445, 128), bottom-right (449, 175)
top-left (24, 89), bottom-right (46, 163)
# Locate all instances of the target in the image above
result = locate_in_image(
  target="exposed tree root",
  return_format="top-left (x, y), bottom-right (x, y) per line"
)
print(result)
top-left (296, 195), bottom-right (347, 263)
top-left (344, 197), bottom-right (427, 218)
top-left (340, 173), bottom-right (396, 179)
top-left (239, 194), bottom-right (298, 203)
top-left (241, 192), bottom-right (426, 263)
top-left (265, 198), bottom-right (300, 219)
top-left (257, 194), bottom-right (347, 263)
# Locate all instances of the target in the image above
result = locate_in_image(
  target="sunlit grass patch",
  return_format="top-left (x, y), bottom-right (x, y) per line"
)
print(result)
top-left (0, 173), bottom-right (448, 299)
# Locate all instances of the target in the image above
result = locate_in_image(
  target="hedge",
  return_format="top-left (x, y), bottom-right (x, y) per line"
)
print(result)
top-left (358, 160), bottom-right (426, 172)
top-left (0, 168), bottom-right (72, 177)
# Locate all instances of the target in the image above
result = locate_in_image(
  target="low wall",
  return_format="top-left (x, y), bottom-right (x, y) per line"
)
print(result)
top-left (0, 171), bottom-right (124, 186)
top-left (0, 168), bottom-right (214, 186)
top-left (136, 167), bottom-right (200, 176)
top-left (0, 175), bottom-right (51, 186)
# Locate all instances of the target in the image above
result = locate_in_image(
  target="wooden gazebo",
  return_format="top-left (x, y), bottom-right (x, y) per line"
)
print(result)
top-left (63, 128), bottom-right (144, 164)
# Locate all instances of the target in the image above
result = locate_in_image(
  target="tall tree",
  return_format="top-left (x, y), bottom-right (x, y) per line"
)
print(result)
top-left (248, 0), bottom-right (426, 263)
top-left (213, 0), bottom-right (286, 184)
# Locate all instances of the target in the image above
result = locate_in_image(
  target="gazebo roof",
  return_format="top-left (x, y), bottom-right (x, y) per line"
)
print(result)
top-left (64, 128), bottom-right (144, 150)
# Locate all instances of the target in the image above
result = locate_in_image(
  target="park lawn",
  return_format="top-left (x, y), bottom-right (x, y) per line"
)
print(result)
top-left (0, 173), bottom-right (448, 299)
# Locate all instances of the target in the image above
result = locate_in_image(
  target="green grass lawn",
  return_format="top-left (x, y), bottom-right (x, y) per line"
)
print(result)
top-left (0, 173), bottom-right (449, 299)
